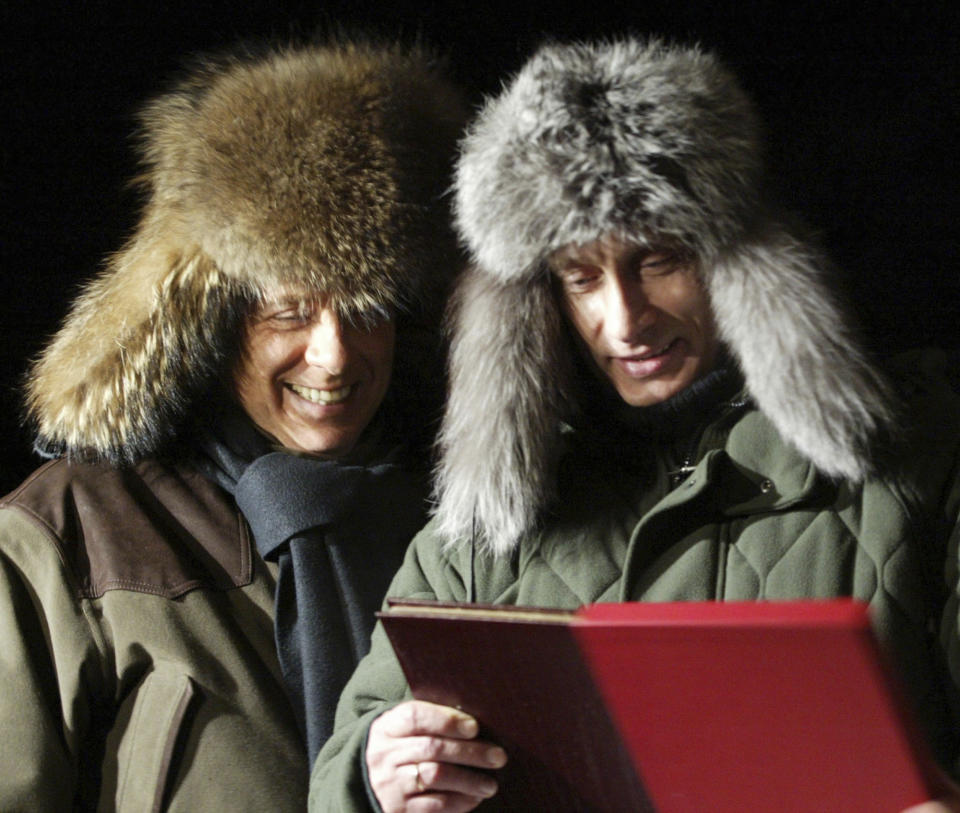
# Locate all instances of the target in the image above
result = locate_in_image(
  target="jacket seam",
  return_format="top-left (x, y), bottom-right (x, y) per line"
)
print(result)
top-left (831, 507), bottom-right (894, 606)
top-left (84, 577), bottom-right (207, 601)
top-left (6, 475), bottom-right (254, 599)
top-left (237, 513), bottom-right (252, 586)
top-left (3, 501), bottom-right (116, 718)
top-left (715, 522), bottom-right (729, 598)
top-left (153, 674), bottom-right (196, 813)
top-left (3, 502), bottom-right (85, 596)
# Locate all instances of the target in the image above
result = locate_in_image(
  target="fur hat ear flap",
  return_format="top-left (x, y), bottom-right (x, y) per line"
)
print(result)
top-left (434, 268), bottom-right (571, 554)
top-left (27, 242), bottom-right (242, 463)
top-left (708, 225), bottom-right (898, 481)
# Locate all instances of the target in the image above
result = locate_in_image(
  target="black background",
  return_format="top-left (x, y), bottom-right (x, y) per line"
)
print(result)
top-left (2, 0), bottom-right (958, 494)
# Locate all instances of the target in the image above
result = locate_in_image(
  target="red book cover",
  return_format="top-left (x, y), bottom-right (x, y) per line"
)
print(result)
top-left (380, 600), bottom-right (650, 811)
top-left (379, 598), bottom-right (943, 812)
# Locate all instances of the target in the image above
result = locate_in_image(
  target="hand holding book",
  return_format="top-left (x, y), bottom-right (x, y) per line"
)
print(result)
top-left (366, 700), bottom-right (505, 812)
top-left (378, 598), bottom-right (948, 812)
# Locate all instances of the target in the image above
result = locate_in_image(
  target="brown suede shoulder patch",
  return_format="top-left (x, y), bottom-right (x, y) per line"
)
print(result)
top-left (2, 458), bottom-right (252, 599)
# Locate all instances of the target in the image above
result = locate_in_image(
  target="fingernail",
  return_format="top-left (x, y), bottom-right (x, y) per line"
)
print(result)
top-left (486, 746), bottom-right (507, 768)
top-left (457, 717), bottom-right (478, 737)
top-left (479, 778), bottom-right (498, 798)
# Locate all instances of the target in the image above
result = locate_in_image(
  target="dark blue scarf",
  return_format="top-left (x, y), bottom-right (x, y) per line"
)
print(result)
top-left (197, 407), bottom-right (428, 764)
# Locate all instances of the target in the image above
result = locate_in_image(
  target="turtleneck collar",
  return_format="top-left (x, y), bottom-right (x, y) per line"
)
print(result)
top-left (562, 350), bottom-right (748, 483)
top-left (573, 348), bottom-right (745, 438)
top-left (608, 365), bottom-right (745, 439)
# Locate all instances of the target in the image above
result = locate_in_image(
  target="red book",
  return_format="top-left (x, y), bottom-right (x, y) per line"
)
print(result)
top-left (379, 598), bottom-right (944, 812)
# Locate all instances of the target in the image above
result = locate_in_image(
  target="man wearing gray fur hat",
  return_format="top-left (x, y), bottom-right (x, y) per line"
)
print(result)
top-left (310, 39), bottom-right (960, 812)
top-left (0, 41), bottom-right (465, 809)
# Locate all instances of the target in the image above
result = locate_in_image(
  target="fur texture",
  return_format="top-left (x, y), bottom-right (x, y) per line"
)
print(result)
top-left (436, 38), bottom-right (897, 554)
top-left (27, 41), bottom-right (465, 462)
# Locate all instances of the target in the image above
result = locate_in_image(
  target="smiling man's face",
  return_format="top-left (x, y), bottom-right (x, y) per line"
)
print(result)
top-left (551, 235), bottom-right (719, 407)
top-left (234, 291), bottom-right (394, 457)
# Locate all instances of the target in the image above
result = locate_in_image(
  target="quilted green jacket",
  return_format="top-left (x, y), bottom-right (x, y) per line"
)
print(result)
top-left (310, 350), bottom-right (960, 811)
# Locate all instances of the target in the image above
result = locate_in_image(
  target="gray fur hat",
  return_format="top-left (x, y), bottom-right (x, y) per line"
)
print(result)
top-left (436, 38), bottom-right (897, 554)
top-left (27, 41), bottom-right (466, 463)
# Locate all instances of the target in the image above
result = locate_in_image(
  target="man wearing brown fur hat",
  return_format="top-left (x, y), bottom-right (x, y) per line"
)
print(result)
top-left (311, 39), bottom-right (960, 812)
top-left (0, 41), bottom-right (465, 809)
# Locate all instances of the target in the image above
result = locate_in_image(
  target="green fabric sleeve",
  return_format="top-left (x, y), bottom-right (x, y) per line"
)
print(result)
top-left (938, 438), bottom-right (960, 779)
top-left (0, 507), bottom-right (105, 811)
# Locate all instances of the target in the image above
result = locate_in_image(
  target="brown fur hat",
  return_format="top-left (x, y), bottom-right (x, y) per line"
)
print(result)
top-left (27, 40), bottom-right (466, 463)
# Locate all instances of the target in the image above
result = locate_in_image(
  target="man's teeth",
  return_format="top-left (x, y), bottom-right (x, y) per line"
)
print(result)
top-left (639, 340), bottom-right (674, 360)
top-left (288, 383), bottom-right (352, 404)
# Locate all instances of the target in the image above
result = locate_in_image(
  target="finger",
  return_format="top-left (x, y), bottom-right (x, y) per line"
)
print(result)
top-left (377, 700), bottom-right (479, 740)
top-left (405, 792), bottom-right (489, 813)
top-left (407, 793), bottom-right (490, 813)
top-left (403, 762), bottom-right (427, 796)
top-left (901, 803), bottom-right (960, 813)
top-left (413, 760), bottom-right (499, 800)
top-left (389, 734), bottom-right (507, 772)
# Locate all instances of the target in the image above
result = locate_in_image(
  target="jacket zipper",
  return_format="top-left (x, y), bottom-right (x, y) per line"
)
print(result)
top-left (667, 394), bottom-right (750, 489)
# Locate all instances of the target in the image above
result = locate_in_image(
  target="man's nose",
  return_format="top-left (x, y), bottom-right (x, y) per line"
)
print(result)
top-left (304, 309), bottom-right (350, 373)
top-left (604, 276), bottom-right (654, 343)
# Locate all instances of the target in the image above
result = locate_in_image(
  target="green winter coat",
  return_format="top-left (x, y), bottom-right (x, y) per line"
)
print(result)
top-left (0, 457), bottom-right (308, 812)
top-left (310, 349), bottom-right (960, 811)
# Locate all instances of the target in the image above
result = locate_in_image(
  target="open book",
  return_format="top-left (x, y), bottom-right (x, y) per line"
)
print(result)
top-left (379, 598), bottom-right (944, 812)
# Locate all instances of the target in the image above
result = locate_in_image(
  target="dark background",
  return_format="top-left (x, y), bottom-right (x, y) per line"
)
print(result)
top-left (2, 0), bottom-right (958, 494)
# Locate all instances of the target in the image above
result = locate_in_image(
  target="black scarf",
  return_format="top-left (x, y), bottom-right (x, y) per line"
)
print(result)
top-left (196, 406), bottom-right (428, 764)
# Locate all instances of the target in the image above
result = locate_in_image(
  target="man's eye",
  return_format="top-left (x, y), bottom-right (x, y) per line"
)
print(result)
top-left (639, 253), bottom-right (680, 277)
top-left (276, 309), bottom-right (308, 321)
top-left (562, 268), bottom-right (601, 293)
top-left (261, 307), bottom-right (312, 327)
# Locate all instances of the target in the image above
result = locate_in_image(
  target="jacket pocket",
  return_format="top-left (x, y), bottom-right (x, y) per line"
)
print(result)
top-left (112, 668), bottom-right (196, 813)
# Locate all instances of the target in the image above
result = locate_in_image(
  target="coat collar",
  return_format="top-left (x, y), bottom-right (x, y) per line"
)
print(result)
top-left (3, 457), bottom-right (252, 599)
top-left (672, 408), bottom-right (823, 517)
